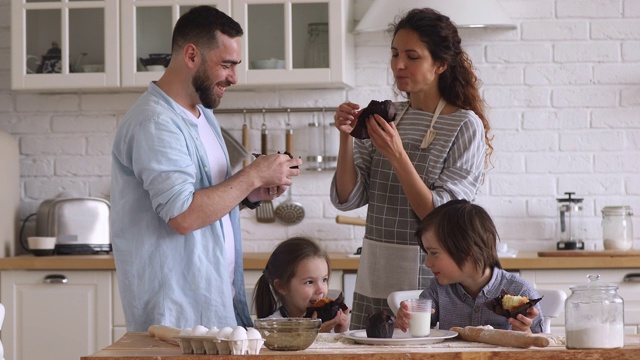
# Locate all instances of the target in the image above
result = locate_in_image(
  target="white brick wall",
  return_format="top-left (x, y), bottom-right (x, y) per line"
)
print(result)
top-left (1, 0), bottom-right (639, 255)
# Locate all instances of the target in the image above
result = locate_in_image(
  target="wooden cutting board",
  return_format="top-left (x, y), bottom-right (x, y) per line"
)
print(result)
top-left (538, 250), bottom-right (640, 257)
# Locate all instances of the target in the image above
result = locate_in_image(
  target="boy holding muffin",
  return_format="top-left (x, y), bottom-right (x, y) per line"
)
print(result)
top-left (395, 200), bottom-right (543, 333)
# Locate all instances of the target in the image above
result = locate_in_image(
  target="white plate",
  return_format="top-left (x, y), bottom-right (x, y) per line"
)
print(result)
top-left (341, 329), bottom-right (457, 345)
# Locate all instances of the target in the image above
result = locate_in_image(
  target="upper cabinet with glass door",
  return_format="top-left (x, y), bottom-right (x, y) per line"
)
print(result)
top-left (120, 0), bottom-right (231, 88)
top-left (11, 0), bottom-right (119, 90)
top-left (232, 0), bottom-right (354, 89)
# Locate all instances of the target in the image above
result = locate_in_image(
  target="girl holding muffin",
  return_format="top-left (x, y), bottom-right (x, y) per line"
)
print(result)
top-left (253, 237), bottom-right (350, 333)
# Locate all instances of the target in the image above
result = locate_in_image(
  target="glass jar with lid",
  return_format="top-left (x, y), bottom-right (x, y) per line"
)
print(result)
top-left (602, 206), bottom-right (634, 251)
top-left (565, 274), bottom-right (624, 349)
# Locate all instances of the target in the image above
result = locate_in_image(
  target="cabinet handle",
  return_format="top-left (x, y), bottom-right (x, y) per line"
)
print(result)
top-left (623, 273), bottom-right (640, 283)
top-left (43, 274), bottom-right (68, 284)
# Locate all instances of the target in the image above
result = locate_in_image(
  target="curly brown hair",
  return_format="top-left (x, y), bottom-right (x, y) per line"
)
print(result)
top-left (391, 8), bottom-right (493, 169)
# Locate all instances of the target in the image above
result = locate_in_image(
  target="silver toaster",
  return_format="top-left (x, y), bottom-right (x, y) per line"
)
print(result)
top-left (35, 197), bottom-right (112, 255)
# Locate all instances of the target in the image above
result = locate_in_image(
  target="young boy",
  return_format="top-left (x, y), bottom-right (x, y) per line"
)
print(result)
top-left (395, 199), bottom-right (543, 333)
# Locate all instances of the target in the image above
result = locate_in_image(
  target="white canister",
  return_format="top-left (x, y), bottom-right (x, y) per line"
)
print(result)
top-left (601, 206), bottom-right (634, 251)
top-left (565, 274), bottom-right (624, 349)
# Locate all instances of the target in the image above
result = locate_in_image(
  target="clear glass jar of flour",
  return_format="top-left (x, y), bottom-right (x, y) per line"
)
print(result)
top-left (565, 274), bottom-right (624, 349)
top-left (601, 206), bottom-right (633, 251)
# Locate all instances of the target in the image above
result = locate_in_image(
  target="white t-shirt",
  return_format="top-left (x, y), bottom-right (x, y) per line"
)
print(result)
top-left (180, 106), bottom-right (235, 292)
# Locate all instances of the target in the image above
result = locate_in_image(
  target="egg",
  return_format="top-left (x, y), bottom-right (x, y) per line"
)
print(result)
top-left (191, 325), bottom-right (209, 336)
top-left (245, 327), bottom-right (265, 355)
top-left (230, 326), bottom-right (248, 341)
top-left (216, 326), bottom-right (233, 340)
top-left (178, 328), bottom-right (192, 336)
top-left (246, 327), bottom-right (261, 340)
top-left (206, 326), bottom-right (219, 337)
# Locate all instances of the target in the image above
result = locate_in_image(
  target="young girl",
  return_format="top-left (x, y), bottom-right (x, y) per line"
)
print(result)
top-left (396, 200), bottom-right (544, 333)
top-left (254, 237), bottom-right (350, 333)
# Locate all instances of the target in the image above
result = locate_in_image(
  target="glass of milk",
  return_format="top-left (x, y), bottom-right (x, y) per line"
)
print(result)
top-left (405, 299), bottom-right (432, 337)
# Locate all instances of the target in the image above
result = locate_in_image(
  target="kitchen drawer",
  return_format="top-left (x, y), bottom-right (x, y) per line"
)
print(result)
top-left (1, 270), bottom-right (112, 360)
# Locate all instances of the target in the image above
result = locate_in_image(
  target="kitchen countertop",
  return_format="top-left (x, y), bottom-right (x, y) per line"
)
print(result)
top-left (2, 252), bottom-right (640, 271)
top-left (82, 331), bottom-right (640, 359)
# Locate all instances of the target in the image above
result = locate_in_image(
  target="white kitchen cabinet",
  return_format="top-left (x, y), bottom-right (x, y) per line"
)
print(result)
top-left (520, 269), bottom-right (640, 335)
top-left (12, 0), bottom-right (354, 91)
top-left (112, 271), bottom-right (127, 342)
top-left (120, 0), bottom-right (231, 87)
top-left (0, 270), bottom-right (112, 360)
top-left (232, 0), bottom-right (354, 88)
top-left (11, 0), bottom-right (120, 90)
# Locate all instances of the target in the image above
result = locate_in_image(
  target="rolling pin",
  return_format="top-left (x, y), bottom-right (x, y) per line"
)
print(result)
top-left (148, 325), bottom-right (181, 345)
top-left (451, 326), bottom-right (550, 348)
top-left (335, 215), bottom-right (366, 226)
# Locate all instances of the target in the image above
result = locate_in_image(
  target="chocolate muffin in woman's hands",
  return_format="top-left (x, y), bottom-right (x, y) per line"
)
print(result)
top-left (350, 100), bottom-right (397, 139)
top-left (365, 310), bottom-right (395, 338)
top-left (304, 292), bottom-right (349, 322)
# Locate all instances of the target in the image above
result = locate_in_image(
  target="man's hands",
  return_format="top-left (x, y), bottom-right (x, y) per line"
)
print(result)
top-left (245, 153), bottom-right (302, 203)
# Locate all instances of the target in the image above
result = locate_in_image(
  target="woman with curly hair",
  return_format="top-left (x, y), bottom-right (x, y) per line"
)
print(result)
top-left (331, 7), bottom-right (493, 329)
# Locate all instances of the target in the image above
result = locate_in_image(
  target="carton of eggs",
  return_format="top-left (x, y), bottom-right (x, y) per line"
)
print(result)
top-left (173, 325), bottom-right (265, 355)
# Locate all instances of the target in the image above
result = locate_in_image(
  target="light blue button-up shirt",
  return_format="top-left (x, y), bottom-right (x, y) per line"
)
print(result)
top-left (111, 83), bottom-right (252, 331)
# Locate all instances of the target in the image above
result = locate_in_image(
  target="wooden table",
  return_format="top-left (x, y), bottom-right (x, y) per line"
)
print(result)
top-left (82, 332), bottom-right (640, 360)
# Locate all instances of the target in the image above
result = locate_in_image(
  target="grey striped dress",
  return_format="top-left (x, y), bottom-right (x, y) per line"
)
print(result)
top-left (330, 101), bottom-right (487, 329)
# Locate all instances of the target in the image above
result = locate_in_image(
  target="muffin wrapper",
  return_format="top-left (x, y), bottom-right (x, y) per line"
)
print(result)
top-left (350, 100), bottom-right (397, 139)
top-left (483, 289), bottom-right (543, 319)
top-left (304, 292), bottom-right (348, 323)
top-left (365, 310), bottom-right (395, 338)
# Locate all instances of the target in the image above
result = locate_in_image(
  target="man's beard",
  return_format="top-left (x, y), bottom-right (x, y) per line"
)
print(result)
top-left (192, 61), bottom-right (220, 109)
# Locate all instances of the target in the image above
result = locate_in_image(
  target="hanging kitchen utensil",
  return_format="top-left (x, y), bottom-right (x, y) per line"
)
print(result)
top-left (285, 110), bottom-right (293, 155)
top-left (261, 110), bottom-right (268, 155)
top-left (255, 110), bottom-right (276, 223)
top-left (220, 127), bottom-right (247, 170)
top-left (275, 111), bottom-right (305, 225)
top-left (242, 110), bottom-right (250, 168)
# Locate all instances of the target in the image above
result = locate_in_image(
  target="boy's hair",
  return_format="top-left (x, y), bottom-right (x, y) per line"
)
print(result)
top-left (254, 237), bottom-right (331, 319)
top-left (415, 199), bottom-right (502, 272)
top-left (171, 5), bottom-right (243, 53)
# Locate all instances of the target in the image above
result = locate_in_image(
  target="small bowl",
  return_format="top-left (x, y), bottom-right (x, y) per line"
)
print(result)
top-left (82, 64), bottom-right (104, 72)
top-left (28, 236), bottom-right (56, 256)
top-left (146, 65), bottom-right (166, 72)
top-left (31, 249), bottom-right (55, 256)
top-left (251, 58), bottom-right (285, 69)
top-left (254, 318), bottom-right (320, 351)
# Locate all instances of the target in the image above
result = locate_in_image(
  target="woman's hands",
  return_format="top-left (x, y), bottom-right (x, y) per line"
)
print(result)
top-left (334, 102), bottom-right (360, 135)
top-left (334, 101), bottom-right (405, 164)
top-left (509, 306), bottom-right (539, 333)
top-left (366, 114), bottom-right (405, 163)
